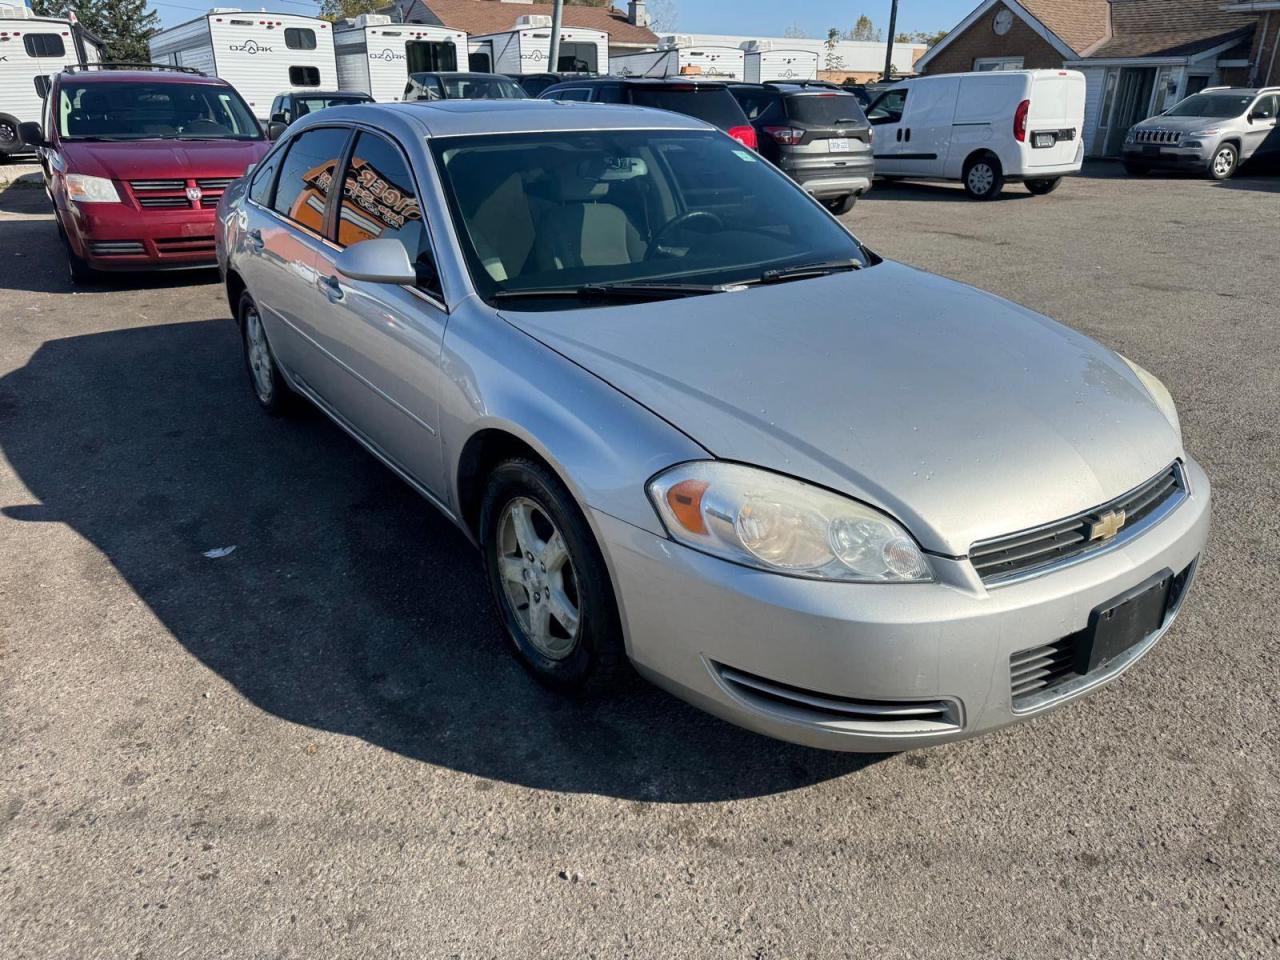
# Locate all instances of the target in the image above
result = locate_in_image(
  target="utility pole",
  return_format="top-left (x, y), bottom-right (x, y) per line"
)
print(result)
top-left (883, 0), bottom-right (900, 81)
top-left (549, 0), bottom-right (564, 73)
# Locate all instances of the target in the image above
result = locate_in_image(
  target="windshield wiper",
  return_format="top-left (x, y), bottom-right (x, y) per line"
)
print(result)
top-left (493, 281), bottom-right (729, 303)
top-left (757, 259), bottom-right (864, 285)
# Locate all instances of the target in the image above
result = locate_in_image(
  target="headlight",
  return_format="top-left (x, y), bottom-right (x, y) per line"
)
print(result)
top-left (647, 462), bottom-right (932, 582)
top-left (1120, 355), bottom-right (1181, 438)
top-left (65, 174), bottom-right (120, 203)
top-left (1189, 128), bottom-right (1220, 138)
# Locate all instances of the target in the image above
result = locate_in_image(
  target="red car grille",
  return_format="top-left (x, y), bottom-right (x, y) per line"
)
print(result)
top-left (155, 236), bottom-right (216, 256)
top-left (128, 177), bottom-right (234, 211)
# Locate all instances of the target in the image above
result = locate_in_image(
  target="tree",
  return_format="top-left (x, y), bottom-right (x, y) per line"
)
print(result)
top-left (896, 29), bottom-right (949, 48)
top-left (32, 0), bottom-right (159, 63)
top-left (847, 14), bottom-right (881, 42)
top-left (783, 22), bottom-right (810, 39)
top-left (823, 27), bottom-right (845, 71)
top-left (319, 0), bottom-right (384, 22)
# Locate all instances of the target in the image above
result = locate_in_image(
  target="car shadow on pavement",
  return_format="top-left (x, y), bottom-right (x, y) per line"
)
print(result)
top-left (0, 319), bottom-right (884, 802)
top-left (862, 180), bottom-right (1037, 203)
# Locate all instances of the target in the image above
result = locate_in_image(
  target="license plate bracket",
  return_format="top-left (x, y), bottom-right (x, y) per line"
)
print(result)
top-left (1033, 132), bottom-right (1056, 149)
top-left (1078, 570), bottom-right (1173, 673)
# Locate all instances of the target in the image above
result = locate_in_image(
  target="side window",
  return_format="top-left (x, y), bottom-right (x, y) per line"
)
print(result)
top-left (270, 126), bottom-right (350, 234)
top-left (289, 66), bottom-right (321, 87)
top-left (1253, 95), bottom-right (1277, 119)
top-left (249, 147), bottom-right (284, 207)
top-left (337, 132), bottom-right (436, 293)
top-left (552, 87), bottom-right (592, 102)
top-left (25, 34), bottom-right (66, 58)
top-left (595, 85), bottom-right (626, 104)
top-left (867, 88), bottom-right (907, 124)
top-left (285, 28), bottom-right (317, 51)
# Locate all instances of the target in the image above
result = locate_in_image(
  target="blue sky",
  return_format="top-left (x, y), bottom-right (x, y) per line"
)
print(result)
top-left (148, 0), bottom-right (961, 35)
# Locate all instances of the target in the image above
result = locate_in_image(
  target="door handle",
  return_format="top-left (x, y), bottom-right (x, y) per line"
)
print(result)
top-left (318, 275), bottom-right (344, 303)
top-left (246, 229), bottom-right (264, 252)
top-left (905, 128), bottom-right (912, 142)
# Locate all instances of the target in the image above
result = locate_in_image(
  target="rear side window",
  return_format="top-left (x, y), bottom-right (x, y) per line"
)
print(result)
top-left (289, 66), bottom-right (321, 87)
top-left (285, 28), bottom-right (317, 51)
top-left (271, 126), bottom-right (350, 234)
top-left (249, 149), bottom-right (283, 207)
top-left (25, 34), bottom-right (66, 58)
top-left (628, 87), bottom-right (748, 131)
top-left (786, 94), bottom-right (868, 126)
top-left (731, 88), bottom-right (782, 121)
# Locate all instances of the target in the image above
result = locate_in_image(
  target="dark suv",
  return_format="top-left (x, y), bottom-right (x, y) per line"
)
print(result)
top-left (507, 73), bottom-right (592, 98)
top-left (729, 82), bottom-right (873, 214)
top-left (538, 78), bottom-right (758, 150)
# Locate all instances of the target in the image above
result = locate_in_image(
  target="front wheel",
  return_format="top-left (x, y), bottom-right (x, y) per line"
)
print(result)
top-left (1025, 177), bottom-right (1062, 196)
top-left (480, 458), bottom-right (624, 692)
top-left (239, 291), bottom-right (295, 415)
top-left (963, 156), bottom-right (1004, 200)
top-left (62, 230), bottom-right (96, 286)
top-left (822, 194), bottom-right (857, 216)
top-left (1208, 143), bottom-right (1238, 181)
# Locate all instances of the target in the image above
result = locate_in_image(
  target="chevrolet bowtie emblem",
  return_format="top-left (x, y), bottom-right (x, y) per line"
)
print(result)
top-left (1089, 509), bottom-right (1127, 542)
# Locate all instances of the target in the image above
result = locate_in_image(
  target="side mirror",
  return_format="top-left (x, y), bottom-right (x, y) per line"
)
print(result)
top-left (335, 238), bottom-right (417, 285)
top-left (266, 120), bottom-right (288, 141)
top-left (19, 122), bottom-right (46, 148)
top-left (1250, 110), bottom-right (1271, 122)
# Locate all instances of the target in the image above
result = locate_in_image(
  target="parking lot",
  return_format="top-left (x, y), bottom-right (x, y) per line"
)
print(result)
top-left (1, 163), bottom-right (1277, 958)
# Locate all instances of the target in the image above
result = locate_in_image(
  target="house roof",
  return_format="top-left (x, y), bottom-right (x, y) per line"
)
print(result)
top-left (1019, 0), bottom-right (1111, 54)
top-left (381, 0), bottom-right (660, 47)
top-left (1085, 0), bottom-right (1257, 59)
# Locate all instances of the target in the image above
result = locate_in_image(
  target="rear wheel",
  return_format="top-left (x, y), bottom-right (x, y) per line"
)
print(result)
top-left (1025, 177), bottom-right (1062, 196)
top-left (1208, 143), bottom-right (1238, 181)
top-left (1123, 161), bottom-right (1150, 176)
top-left (822, 194), bottom-right (857, 216)
top-left (963, 155), bottom-right (1004, 200)
top-left (480, 458), bottom-right (624, 693)
top-left (0, 115), bottom-right (20, 157)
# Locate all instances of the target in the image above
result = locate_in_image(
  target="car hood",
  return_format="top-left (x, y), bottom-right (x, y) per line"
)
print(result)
top-left (500, 262), bottom-right (1183, 556)
top-left (1135, 114), bottom-right (1236, 132)
top-left (61, 139), bottom-right (270, 182)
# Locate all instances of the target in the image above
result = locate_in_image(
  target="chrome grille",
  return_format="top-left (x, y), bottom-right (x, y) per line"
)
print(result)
top-left (129, 179), bottom-right (185, 191)
top-left (970, 464), bottom-right (1186, 585)
top-left (714, 662), bottom-right (962, 734)
top-left (1135, 128), bottom-right (1182, 145)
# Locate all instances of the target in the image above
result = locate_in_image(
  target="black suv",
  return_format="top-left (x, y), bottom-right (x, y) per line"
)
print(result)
top-left (507, 73), bottom-right (593, 98)
top-left (403, 72), bottom-right (528, 102)
top-left (729, 82), bottom-right (874, 214)
top-left (538, 78), bottom-right (758, 150)
top-left (268, 91), bottom-right (373, 129)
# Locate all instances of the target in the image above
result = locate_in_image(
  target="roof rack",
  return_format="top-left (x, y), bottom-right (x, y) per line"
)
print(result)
top-left (64, 63), bottom-right (206, 75)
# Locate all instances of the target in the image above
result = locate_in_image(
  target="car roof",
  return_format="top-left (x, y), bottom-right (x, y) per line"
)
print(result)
top-left (292, 99), bottom-right (713, 138)
top-left (58, 69), bottom-right (230, 86)
top-left (554, 77), bottom-right (730, 89)
top-left (292, 90), bottom-right (372, 98)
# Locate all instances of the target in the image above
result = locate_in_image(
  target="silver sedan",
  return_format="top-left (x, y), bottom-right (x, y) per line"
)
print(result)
top-left (216, 100), bottom-right (1209, 752)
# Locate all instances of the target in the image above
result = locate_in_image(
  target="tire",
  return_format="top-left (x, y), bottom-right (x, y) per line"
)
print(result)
top-left (1208, 142), bottom-right (1238, 181)
top-left (62, 231), bottom-right (96, 286)
top-left (480, 458), bottom-right (625, 693)
top-left (963, 155), bottom-right (1004, 200)
top-left (239, 291), bottom-right (295, 415)
top-left (1123, 161), bottom-right (1150, 176)
top-left (822, 194), bottom-right (857, 216)
top-left (1025, 177), bottom-right (1062, 196)
top-left (0, 115), bottom-right (20, 157)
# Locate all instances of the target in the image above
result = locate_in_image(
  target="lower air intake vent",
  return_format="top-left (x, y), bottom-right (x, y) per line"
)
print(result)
top-left (1010, 637), bottom-right (1077, 703)
top-left (713, 662), bottom-right (962, 735)
top-left (88, 240), bottom-right (145, 256)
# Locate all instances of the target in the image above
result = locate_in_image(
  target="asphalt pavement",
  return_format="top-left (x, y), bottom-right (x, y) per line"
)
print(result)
top-left (1, 164), bottom-right (1277, 959)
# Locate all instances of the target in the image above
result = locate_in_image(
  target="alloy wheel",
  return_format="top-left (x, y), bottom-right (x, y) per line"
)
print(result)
top-left (496, 496), bottom-right (582, 661)
top-left (244, 305), bottom-right (275, 404)
top-left (1212, 147), bottom-right (1235, 179)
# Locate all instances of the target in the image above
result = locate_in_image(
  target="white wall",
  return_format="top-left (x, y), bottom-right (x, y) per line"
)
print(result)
top-left (663, 33), bottom-right (926, 74)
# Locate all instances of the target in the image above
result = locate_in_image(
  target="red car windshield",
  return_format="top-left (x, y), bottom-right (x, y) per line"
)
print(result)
top-left (57, 80), bottom-right (262, 141)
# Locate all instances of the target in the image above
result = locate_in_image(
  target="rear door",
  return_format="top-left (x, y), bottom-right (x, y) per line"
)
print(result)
top-left (779, 92), bottom-right (872, 171)
top-left (1025, 71), bottom-right (1086, 169)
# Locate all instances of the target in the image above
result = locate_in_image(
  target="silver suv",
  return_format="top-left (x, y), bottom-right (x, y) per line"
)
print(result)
top-left (1123, 86), bottom-right (1279, 180)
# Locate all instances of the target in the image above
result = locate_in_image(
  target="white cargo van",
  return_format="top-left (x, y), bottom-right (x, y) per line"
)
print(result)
top-left (612, 36), bottom-right (744, 81)
top-left (334, 14), bottom-right (466, 102)
top-left (866, 70), bottom-right (1086, 199)
top-left (742, 42), bottom-right (818, 84)
top-left (0, 4), bottom-right (102, 157)
top-left (149, 10), bottom-right (338, 121)
top-left (469, 16), bottom-right (607, 76)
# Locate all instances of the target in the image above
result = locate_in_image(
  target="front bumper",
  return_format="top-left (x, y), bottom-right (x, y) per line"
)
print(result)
top-left (1123, 143), bottom-right (1212, 168)
top-left (63, 201), bottom-right (219, 271)
top-left (596, 457), bottom-right (1211, 752)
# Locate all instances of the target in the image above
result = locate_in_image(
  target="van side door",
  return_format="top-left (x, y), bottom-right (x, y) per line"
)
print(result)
top-left (893, 77), bottom-right (958, 177)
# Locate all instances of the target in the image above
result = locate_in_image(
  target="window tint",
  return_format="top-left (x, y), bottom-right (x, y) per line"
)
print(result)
top-left (271, 126), bottom-right (349, 234)
top-left (1252, 95), bottom-right (1277, 119)
top-left (595, 85), bottom-right (626, 104)
top-left (628, 87), bottom-right (748, 131)
top-left (867, 88), bottom-right (907, 124)
top-left (249, 148), bottom-right (283, 206)
top-left (550, 87), bottom-right (592, 102)
top-left (24, 34), bottom-right (65, 58)
top-left (289, 66), bottom-right (321, 87)
top-left (338, 132), bottom-right (435, 291)
top-left (438, 75), bottom-right (525, 99)
top-left (557, 42), bottom-right (598, 74)
top-left (285, 28), bottom-right (317, 50)
top-left (731, 88), bottom-right (781, 121)
top-left (786, 93), bottom-right (867, 125)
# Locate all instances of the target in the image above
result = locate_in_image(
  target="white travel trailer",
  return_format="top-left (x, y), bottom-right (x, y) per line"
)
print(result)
top-left (335, 14), bottom-right (466, 102)
top-left (612, 36), bottom-right (745, 81)
top-left (149, 9), bottom-right (338, 120)
top-left (0, 4), bottom-right (102, 156)
top-left (743, 42), bottom-right (819, 84)
top-left (468, 16), bottom-right (608, 76)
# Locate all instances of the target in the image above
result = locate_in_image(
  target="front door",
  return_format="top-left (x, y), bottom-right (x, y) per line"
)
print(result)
top-left (1102, 67), bottom-right (1156, 157)
top-left (867, 87), bottom-right (910, 174)
top-left (1243, 94), bottom-right (1278, 161)
top-left (309, 128), bottom-right (448, 497)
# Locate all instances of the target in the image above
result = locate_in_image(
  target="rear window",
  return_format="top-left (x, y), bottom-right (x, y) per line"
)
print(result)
top-left (24, 33), bottom-right (66, 58)
top-left (628, 86), bottom-right (747, 131)
top-left (285, 28), bottom-right (316, 51)
top-left (786, 94), bottom-right (868, 126)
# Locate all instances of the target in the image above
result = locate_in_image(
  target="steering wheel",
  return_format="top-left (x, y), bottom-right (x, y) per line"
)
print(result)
top-left (646, 210), bottom-right (724, 260)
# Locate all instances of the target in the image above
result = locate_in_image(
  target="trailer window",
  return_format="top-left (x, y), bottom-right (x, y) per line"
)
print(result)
top-left (557, 42), bottom-right (598, 74)
top-left (289, 66), bottom-right (321, 87)
top-left (406, 40), bottom-right (457, 73)
top-left (285, 28), bottom-right (317, 51)
top-left (24, 34), bottom-right (66, 58)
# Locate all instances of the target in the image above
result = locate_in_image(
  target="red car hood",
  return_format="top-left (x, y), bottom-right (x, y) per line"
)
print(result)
top-left (62, 139), bottom-right (270, 183)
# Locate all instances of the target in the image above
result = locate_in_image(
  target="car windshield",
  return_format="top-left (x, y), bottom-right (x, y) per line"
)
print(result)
top-left (294, 95), bottom-right (369, 115)
top-left (1164, 93), bottom-right (1253, 118)
top-left (431, 129), bottom-right (869, 307)
top-left (441, 75), bottom-right (527, 99)
top-left (57, 80), bottom-right (262, 141)
top-left (628, 86), bottom-right (747, 130)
